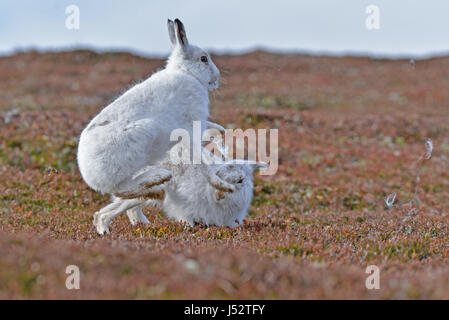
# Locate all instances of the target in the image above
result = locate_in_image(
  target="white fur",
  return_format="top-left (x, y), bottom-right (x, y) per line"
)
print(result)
top-left (160, 159), bottom-right (266, 228)
top-left (92, 150), bottom-right (267, 234)
top-left (77, 19), bottom-right (220, 194)
top-left (75, 19), bottom-right (264, 235)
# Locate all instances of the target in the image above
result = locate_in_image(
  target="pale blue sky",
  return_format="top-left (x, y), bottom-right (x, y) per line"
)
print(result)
top-left (1, 0), bottom-right (448, 58)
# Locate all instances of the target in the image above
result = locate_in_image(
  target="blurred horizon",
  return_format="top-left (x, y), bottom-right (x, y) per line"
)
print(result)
top-left (1, 0), bottom-right (449, 59)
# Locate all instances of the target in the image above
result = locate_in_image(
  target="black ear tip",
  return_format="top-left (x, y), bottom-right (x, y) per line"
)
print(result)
top-left (167, 19), bottom-right (173, 23)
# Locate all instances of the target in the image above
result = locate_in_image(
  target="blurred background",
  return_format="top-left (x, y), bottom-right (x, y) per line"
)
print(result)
top-left (1, 0), bottom-right (449, 58)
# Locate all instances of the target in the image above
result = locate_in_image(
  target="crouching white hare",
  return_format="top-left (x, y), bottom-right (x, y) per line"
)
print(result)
top-left (77, 19), bottom-right (233, 218)
top-left (161, 158), bottom-right (268, 227)
top-left (93, 152), bottom-right (268, 234)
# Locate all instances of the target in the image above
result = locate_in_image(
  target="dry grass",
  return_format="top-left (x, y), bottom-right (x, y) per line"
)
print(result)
top-left (0, 50), bottom-right (448, 299)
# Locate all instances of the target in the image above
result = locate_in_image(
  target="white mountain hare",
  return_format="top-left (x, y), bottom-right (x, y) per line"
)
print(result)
top-left (160, 159), bottom-right (268, 228)
top-left (93, 150), bottom-right (267, 234)
top-left (77, 19), bottom-right (229, 200)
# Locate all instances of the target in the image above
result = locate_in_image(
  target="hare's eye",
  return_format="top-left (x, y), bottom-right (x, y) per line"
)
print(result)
top-left (200, 55), bottom-right (208, 63)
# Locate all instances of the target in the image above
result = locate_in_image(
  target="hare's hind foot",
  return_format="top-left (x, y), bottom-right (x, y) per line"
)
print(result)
top-left (115, 187), bottom-right (165, 201)
top-left (93, 198), bottom-right (143, 235)
top-left (126, 205), bottom-right (150, 225)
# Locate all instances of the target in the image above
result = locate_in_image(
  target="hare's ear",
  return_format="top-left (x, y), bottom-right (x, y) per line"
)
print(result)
top-left (174, 18), bottom-right (189, 48)
top-left (167, 19), bottom-right (176, 46)
top-left (252, 162), bottom-right (269, 171)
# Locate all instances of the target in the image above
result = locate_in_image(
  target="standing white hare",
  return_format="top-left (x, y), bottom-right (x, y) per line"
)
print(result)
top-left (78, 19), bottom-right (229, 200)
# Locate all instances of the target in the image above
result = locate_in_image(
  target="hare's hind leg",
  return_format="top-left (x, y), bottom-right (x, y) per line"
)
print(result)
top-left (126, 198), bottom-right (162, 225)
top-left (93, 199), bottom-right (121, 226)
top-left (94, 198), bottom-right (143, 235)
top-left (126, 204), bottom-right (149, 225)
top-left (114, 166), bottom-right (171, 200)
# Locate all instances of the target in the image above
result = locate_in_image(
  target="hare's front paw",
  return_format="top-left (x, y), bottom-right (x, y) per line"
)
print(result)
top-left (215, 190), bottom-right (226, 201)
top-left (208, 173), bottom-right (235, 193)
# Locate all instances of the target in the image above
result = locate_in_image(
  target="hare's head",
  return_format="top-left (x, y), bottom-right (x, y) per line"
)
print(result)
top-left (166, 19), bottom-right (220, 91)
top-left (216, 161), bottom-right (268, 191)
